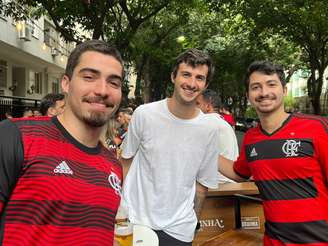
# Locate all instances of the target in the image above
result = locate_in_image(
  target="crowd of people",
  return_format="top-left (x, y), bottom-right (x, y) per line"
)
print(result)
top-left (0, 39), bottom-right (327, 246)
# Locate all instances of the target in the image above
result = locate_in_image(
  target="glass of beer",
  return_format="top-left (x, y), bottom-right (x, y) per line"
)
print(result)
top-left (114, 221), bottom-right (133, 246)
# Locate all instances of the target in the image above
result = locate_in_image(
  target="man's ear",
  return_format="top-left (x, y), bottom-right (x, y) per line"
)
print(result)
top-left (207, 103), bottom-right (212, 113)
top-left (61, 75), bottom-right (70, 94)
top-left (47, 107), bottom-right (56, 117)
top-left (283, 85), bottom-right (287, 96)
top-left (171, 73), bottom-right (175, 84)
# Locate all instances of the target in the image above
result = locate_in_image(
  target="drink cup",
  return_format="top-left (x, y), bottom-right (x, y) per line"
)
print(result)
top-left (114, 221), bottom-right (133, 246)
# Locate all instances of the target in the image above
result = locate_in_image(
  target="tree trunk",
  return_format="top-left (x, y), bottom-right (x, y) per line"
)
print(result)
top-left (134, 55), bottom-right (147, 105)
top-left (307, 65), bottom-right (324, 115)
top-left (142, 58), bottom-right (151, 103)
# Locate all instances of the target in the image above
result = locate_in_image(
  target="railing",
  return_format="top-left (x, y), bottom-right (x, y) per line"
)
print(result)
top-left (0, 95), bottom-right (41, 121)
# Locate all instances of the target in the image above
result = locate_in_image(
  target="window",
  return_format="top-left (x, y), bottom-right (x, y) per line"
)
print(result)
top-left (28, 20), bottom-right (39, 39)
top-left (29, 71), bottom-right (42, 94)
top-left (35, 72), bottom-right (42, 94)
top-left (0, 60), bottom-right (7, 87)
top-left (44, 20), bottom-right (57, 47)
top-left (52, 78), bottom-right (60, 93)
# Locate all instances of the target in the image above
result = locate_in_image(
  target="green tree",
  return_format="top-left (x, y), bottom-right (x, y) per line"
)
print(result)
top-left (128, 0), bottom-right (209, 103)
top-left (205, 2), bottom-right (301, 116)
top-left (1, 0), bottom-right (172, 50)
top-left (241, 0), bottom-right (328, 115)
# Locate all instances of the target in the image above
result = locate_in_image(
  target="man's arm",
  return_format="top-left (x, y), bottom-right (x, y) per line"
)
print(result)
top-left (0, 120), bottom-right (24, 214)
top-left (219, 155), bottom-right (246, 182)
top-left (119, 157), bottom-right (133, 180)
top-left (194, 182), bottom-right (208, 220)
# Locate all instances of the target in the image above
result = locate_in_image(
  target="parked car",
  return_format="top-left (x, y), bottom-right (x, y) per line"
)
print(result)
top-left (236, 117), bottom-right (258, 132)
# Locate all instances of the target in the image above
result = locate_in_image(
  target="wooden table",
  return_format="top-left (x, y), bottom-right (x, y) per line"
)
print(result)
top-left (193, 182), bottom-right (264, 246)
top-left (207, 182), bottom-right (260, 197)
top-left (199, 229), bottom-right (263, 246)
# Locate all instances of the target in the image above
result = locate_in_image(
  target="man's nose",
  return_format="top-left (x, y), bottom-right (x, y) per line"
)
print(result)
top-left (186, 76), bottom-right (197, 88)
top-left (260, 85), bottom-right (270, 96)
top-left (94, 78), bottom-right (107, 96)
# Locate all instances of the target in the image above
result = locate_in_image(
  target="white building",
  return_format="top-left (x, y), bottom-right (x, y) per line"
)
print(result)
top-left (0, 14), bottom-right (71, 99)
top-left (287, 69), bottom-right (328, 114)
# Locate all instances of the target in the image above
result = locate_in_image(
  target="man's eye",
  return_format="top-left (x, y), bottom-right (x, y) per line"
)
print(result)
top-left (108, 79), bottom-right (121, 88)
top-left (83, 76), bottom-right (94, 81)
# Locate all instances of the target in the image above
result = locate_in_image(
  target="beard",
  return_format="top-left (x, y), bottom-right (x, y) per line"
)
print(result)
top-left (79, 96), bottom-right (118, 127)
top-left (82, 111), bottom-right (110, 127)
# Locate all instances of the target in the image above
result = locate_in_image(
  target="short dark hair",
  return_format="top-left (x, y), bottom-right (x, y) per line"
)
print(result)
top-left (117, 107), bottom-right (133, 115)
top-left (244, 61), bottom-right (286, 90)
top-left (40, 93), bottom-right (65, 116)
top-left (65, 40), bottom-right (124, 79)
top-left (201, 89), bottom-right (221, 110)
top-left (5, 110), bottom-right (12, 116)
top-left (172, 49), bottom-right (215, 84)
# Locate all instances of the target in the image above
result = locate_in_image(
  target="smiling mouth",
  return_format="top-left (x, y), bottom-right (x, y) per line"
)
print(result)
top-left (256, 96), bottom-right (276, 103)
top-left (82, 97), bottom-right (114, 108)
top-left (183, 88), bottom-right (197, 95)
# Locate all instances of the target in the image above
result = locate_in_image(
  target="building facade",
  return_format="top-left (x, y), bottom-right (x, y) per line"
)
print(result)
top-left (287, 69), bottom-right (328, 114)
top-left (0, 14), bottom-right (71, 98)
top-left (0, 13), bottom-right (75, 119)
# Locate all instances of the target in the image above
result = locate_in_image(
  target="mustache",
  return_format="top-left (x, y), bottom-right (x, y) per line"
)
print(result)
top-left (255, 95), bottom-right (276, 102)
top-left (82, 96), bottom-right (114, 107)
top-left (183, 85), bottom-right (197, 91)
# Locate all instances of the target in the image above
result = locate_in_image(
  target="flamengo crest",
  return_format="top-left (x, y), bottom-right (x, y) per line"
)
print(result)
top-left (282, 139), bottom-right (301, 157)
top-left (108, 171), bottom-right (122, 196)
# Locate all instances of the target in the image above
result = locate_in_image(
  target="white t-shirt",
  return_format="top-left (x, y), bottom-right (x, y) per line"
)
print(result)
top-left (121, 99), bottom-right (220, 242)
top-left (208, 113), bottom-right (239, 183)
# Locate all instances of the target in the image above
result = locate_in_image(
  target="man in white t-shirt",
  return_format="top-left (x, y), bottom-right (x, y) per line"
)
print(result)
top-left (196, 89), bottom-right (239, 183)
top-left (120, 49), bottom-right (220, 245)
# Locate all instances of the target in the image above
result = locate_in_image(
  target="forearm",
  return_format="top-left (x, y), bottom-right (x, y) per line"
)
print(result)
top-left (219, 155), bottom-right (245, 182)
top-left (194, 182), bottom-right (208, 220)
top-left (119, 157), bottom-right (133, 180)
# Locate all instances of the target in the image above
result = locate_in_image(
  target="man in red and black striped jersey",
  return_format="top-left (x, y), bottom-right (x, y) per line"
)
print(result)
top-left (220, 61), bottom-right (328, 245)
top-left (0, 40), bottom-right (124, 246)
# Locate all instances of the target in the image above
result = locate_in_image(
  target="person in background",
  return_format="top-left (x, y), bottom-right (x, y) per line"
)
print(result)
top-left (101, 117), bottom-right (120, 152)
top-left (219, 60), bottom-right (328, 245)
top-left (5, 111), bottom-right (13, 119)
top-left (33, 109), bottom-right (42, 116)
top-left (115, 107), bottom-right (133, 146)
top-left (196, 89), bottom-right (239, 183)
top-left (22, 107), bottom-right (33, 118)
top-left (0, 40), bottom-right (124, 245)
top-left (39, 93), bottom-right (65, 116)
top-left (219, 103), bottom-right (236, 128)
top-left (120, 49), bottom-right (220, 245)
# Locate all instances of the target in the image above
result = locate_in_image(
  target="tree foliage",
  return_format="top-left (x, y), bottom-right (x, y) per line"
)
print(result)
top-left (241, 0), bottom-right (328, 114)
top-left (205, 1), bottom-right (301, 116)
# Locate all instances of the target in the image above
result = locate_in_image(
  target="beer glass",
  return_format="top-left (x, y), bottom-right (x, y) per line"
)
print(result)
top-left (114, 221), bottom-right (133, 246)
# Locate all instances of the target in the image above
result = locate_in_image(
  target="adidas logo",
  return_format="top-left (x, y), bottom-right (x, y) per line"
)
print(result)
top-left (250, 147), bottom-right (258, 157)
top-left (54, 161), bottom-right (73, 175)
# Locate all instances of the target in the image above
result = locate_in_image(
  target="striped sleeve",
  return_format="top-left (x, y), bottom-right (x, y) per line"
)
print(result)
top-left (233, 134), bottom-right (252, 179)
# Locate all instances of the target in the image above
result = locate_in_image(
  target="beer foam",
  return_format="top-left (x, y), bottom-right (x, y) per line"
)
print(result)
top-left (115, 222), bottom-right (133, 236)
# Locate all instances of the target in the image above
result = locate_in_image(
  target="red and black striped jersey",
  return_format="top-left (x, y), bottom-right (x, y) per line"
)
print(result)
top-left (0, 117), bottom-right (122, 246)
top-left (234, 113), bottom-right (328, 245)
